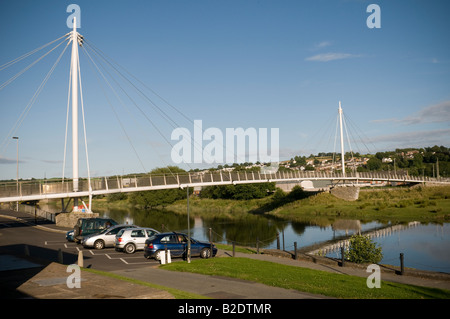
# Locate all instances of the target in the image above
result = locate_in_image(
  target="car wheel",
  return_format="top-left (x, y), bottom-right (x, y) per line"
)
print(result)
top-left (124, 243), bottom-right (136, 254)
top-left (94, 240), bottom-right (105, 250)
top-left (200, 248), bottom-right (211, 259)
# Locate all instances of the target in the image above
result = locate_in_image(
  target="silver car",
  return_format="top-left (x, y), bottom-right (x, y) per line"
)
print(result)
top-left (115, 227), bottom-right (160, 254)
top-left (82, 224), bottom-right (137, 250)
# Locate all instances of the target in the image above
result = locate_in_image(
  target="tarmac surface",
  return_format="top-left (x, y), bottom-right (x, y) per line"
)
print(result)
top-left (1, 209), bottom-right (450, 302)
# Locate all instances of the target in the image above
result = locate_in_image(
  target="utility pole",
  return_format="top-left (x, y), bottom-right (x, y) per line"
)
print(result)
top-left (12, 136), bottom-right (19, 211)
top-left (187, 186), bottom-right (191, 263)
top-left (437, 158), bottom-right (440, 180)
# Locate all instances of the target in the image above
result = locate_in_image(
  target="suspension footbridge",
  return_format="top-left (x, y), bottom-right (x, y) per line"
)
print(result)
top-left (1, 17), bottom-right (449, 210)
top-left (0, 170), bottom-right (447, 205)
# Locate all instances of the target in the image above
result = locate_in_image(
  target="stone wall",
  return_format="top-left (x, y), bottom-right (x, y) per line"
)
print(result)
top-left (330, 186), bottom-right (360, 201)
top-left (55, 212), bottom-right (99, 228)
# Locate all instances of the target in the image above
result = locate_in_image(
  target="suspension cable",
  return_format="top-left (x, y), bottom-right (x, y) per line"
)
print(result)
top-left (81, 40), bottom-right (197, 177)
top-left (80, 44), bottom-right (148, 173)
top-left (0, 36), bottom-right (69, 91)
top-left (0, 33), bottom-right (69, 71)
top-left (77, 46), bottom-right (93, 211)
top-left (0, 40), bottom-right (71, 156)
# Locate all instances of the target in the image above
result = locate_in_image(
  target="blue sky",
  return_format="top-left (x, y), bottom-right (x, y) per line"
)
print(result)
top-left (0, 0), bottom-right (449, 180)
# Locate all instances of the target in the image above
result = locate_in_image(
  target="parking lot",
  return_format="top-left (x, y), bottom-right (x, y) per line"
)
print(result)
top-left (0, 212), bottom-right (166, 272)
top-left (44, 239), bottom-right (161, 269)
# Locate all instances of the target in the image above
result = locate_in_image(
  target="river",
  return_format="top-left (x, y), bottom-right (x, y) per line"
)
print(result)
top-left (94, 206), bottom-right (450, 274)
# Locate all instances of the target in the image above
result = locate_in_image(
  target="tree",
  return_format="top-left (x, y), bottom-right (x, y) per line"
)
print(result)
top-left (366, 157), bottom-right (382, 171)
top-left (345, 234), bottom-right (383, 264)
top-left (129, 188), bottom-right (187, 209)
top-left (200, 182), bottom-right (275, 200)
top-left (149, 166), bottom-right (186, 175)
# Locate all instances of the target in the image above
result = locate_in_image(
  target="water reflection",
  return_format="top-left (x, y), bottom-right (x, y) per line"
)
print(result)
top-left (95, 207), bottom-right (382, 249)
top-left (94, 207), bottom-right (450, 273)
top-left (99, 207), bottom-right (190, 232)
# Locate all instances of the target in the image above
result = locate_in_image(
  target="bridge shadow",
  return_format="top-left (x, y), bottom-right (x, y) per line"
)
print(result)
top-left (249, 186), bottom-right (319, 215)
top-left (0, 244), bottom-right (85, 299)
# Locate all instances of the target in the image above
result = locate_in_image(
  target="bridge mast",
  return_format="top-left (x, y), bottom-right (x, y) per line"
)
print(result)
top-left (70, 17), bottom-right (80, 211)
top-left (339, 101), bottom-right (345, 177)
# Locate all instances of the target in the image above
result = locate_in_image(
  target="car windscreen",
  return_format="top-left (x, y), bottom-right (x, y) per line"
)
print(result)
top-left (116, 229), bottom-right (126, 237)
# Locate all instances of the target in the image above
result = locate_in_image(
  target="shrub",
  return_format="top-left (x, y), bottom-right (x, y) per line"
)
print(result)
top-left (107, 192), bottom-right (128, 202)
top-left (272, 188), bottom-right (287, 202)
top-left (345, 234), bottom-right (383, 264)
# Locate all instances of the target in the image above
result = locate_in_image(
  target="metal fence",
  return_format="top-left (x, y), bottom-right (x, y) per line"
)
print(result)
top-left (0, 170), bottom-right (448, 203)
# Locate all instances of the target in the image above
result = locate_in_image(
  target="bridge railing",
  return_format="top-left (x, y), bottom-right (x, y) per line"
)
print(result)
top-left (0, 171), bottom-right (449, 201)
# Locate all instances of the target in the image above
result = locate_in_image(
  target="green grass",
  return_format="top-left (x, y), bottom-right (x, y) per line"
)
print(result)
top-left (163, 185), bottom-right (450, 224)
top-left (160, 257), bottom-right (450, 299)
top-left (258, 186), bottom-right (450, 224)
top-left (88, 185), bottom-right (450, 225)
top-left (215, 243), bottom-right (257, 254)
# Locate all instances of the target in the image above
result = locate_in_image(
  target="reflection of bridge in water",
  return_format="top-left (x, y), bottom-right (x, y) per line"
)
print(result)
top-left (305, 221), bottom-right (421, 256)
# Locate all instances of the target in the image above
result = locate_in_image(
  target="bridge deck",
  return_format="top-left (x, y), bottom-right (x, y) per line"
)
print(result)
top-left (0, 171), bottom-right (448, 203)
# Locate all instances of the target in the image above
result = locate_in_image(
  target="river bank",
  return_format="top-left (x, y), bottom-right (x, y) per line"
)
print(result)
top-left (160, 185), bottom-right (450, 224)
top-left (42, 184), bottom-right (450, 229)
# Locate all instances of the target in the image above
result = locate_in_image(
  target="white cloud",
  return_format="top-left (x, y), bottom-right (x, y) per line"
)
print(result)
top-left (370, 128), bottom-right (450, 147)
top-left (373, 100), bottom-right (450, 125)
top-left (313, 41), bottom-right (332, 50)
top-left (0, 156), bottom-right (16, 164)
top-left (402, 101), bottom-right (450, 125)
top-left (305, 52), bottom-right (362, 62)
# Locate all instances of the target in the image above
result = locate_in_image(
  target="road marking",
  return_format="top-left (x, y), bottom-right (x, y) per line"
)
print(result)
top-left (105, 253), bottom-right (127, 259)
top-left (87, 249), bottom-right (118, 256)
top-left (119, 258), bottom-right (154, 265)
top-left (45, 241), bottom-right (68, 245)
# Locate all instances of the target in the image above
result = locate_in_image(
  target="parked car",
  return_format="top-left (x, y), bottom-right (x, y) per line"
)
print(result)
top-left (81, 224), bottom-right (138, 249)
top-left (144, 232), bottom-right (217, 260)
top-left (115, 227), bottom-right (160, 254)
top-left (66, 229), bottom-right (75, 242)
top-left (71, 217), bottom-right (118, 243)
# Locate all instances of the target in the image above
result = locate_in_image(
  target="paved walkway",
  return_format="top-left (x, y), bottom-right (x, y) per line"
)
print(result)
top-left (1, 209), bottom-right (450, 300)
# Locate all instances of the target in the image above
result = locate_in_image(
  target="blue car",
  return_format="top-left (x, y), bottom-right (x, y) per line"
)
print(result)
top-left (66, 229), bottom-right (75, 242)
top-left (144, 232), bottom-right (217, 260)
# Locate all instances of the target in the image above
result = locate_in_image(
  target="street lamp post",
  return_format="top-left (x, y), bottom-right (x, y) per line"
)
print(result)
top-left (12, 136), bottom-right (19, 211)
top-left (187, 186), bottom-right (191, 263)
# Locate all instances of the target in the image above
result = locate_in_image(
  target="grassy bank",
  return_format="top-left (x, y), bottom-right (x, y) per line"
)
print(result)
top-left (268, 185), bottom-right (450, 224)
top-left (160, 257), bottom-right (450, 299)
top-left (88, 185), bottom-right (450, 225)
top-left (164, 185), bottom-right (450, 224)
